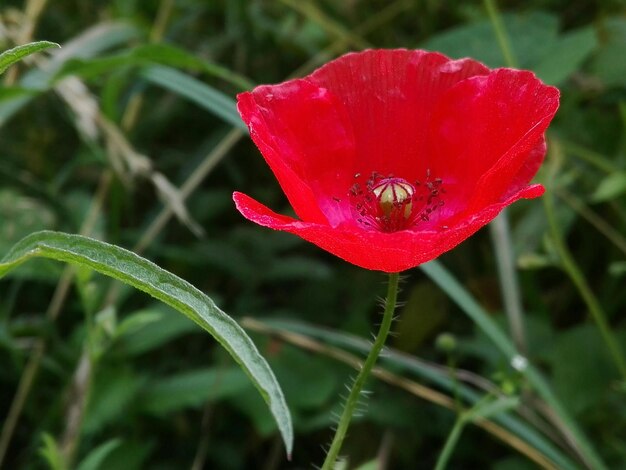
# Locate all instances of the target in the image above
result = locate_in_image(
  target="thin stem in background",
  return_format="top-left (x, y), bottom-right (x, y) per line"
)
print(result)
top-left (0, 172), bottom-right (112, 467)
top-left (482, 1), bottom-right (616, 468)
top-left (544, 147), bottom-right (626, 380)
top-left (483, 0), bottom-right (527, 354)
top-left (422, 260), bottom-right (608, 469)
top-left (289, 0), bottom-right (412, 78)
top-left (0, 0), bottom-right (239, 463)
top-left (434, 415), bottom-right (466, 470)
top-left (556, 188), bottom-right (626, 257)
top-left (3, 0), bottom-right (50, 86)
top-left (489, 213), bottom-right (527, 353)
top-left (59, 352), bottom-right (93, 464)
top-left (103, 128), bottom-right (243, 307)
top-left (0, 0), bottom-right (182, 461)
top-left (484, 0), bottom-right (518, 68)
top-left (133, 128), bottom-right (243, 255)
top-left (321, 272), bottom-right (400, 470)
top-left (486, 0), bottom-right (625, 378)
top-left (279, 0), bottom-right (371, 51)
top-left (561, 140), bottom-right (617, 174)
top-left (376, 430), bottom-right (394, 470)
top-left (54, 0), bottom-right (182, 459)
top-left (241, 318), bottom-right (562, 469)
top-left (121, 0), bottom-right (175, 131)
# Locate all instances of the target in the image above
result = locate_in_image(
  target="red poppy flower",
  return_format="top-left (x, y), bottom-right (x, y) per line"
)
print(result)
top-left (233, 49), bottom-right (559, 273)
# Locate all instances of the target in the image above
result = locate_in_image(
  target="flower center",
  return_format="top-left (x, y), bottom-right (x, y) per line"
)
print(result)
top-left (349, 172), bottom-right (445, 232)
top-left (372, 178), bottom-right (415, 220)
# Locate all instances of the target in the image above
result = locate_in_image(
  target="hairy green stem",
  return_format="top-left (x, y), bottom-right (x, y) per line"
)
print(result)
top-left (321, 272), bottom-right (400, 470)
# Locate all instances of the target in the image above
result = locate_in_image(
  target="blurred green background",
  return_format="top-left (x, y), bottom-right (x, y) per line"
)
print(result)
top-left (1, 0), bottom-right (625, 469)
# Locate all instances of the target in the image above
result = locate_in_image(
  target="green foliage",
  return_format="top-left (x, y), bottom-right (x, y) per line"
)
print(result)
top-left (140, 367), bottom-right (250, 415)
top-left (592, 172), bottom-right (626, 202)
top-left (112, 305), bottom-right (199, 356)
top-left (548, 325), bottom-right (620, 414)
top-left (423, 12), bottom-right (597, 85)
top-left (590, 18), bottom-right (626, 87)
top-left (1, 0), bottom-right (625, 468)
top-left (140, 65), bottom-right (244, 129)
top-left (0, 231), bottom-right (292, 455)
top-left (75, 439), bottom-right (122, 470)
top-left (38, 434), bottom-right (67, 470)
top-left (0, 41), bottom-right (60, 74)
top-left (55, 43), bottom-right (254, 90)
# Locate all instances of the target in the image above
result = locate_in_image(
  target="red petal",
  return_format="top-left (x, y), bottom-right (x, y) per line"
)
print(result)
top-left (235, 51), bottom-right (558, 272)
top-left (309, 49), bottom-right (489, 182)
top-left (427, 69), bottom-right (559, 215)
top-left (505, 138), bottom-right (546, 199)
top-left (234, 186), bottom-right (542, 273)
top-left (238, 79), bottom-right (356, 225)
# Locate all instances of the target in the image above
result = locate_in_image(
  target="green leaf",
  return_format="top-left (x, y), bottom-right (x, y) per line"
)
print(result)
top-left (255, 318), bottom-right (579, 470)
top-left (0, 189), bottom-right (60, 281)
top-left (493, 456), bottom-right (537, 470)
top-left (423, 12), bottom-right (558, 68)
top-left (354, 459), bottom-right (379, 470)
top-left (591, 172), bottom-right (626, 202)
top-left (140, 65), bottom-right (244, 129)
top-left (76, 439), bottom-right (122, 470)
top-left (423, 12), bottom-right (596, 85)
top-left (420, 260), bottom-right (517, 357)
top-left (548, 325), bottom-right (619, 414)
top-left (0, 22), bottom-right (142, 125)
top-left (420, 259), bottom-right (608, 470)
top-left (91, 440), bottom-right (151, 470)
top-left (589, 18), bottom-right (626, 87)
top-left (83, 367), bottom-right (145, 435)
top-left (466, 396), bottom-right (520, 421)
top-left (268, 345), bottom-right (338, 410)
top-left (140, 367), bottom-right (251, 415)
top-left (39, 433), bottom-right (67, 470)
top-left (0, 41), bottom-right (60, 74)
top-left (394, 281), bottom-right (448, 352)
top-left (0, 86), bottom-right (38, 101)
top-left (114, 305), bottom-right (200, 356)
top-left (533, 27), bottom-right (597, 85)
top-left (55, 43), bottom-right (254, 90)
top-left (0, 231), bottom-right (292, 455)
top-left (609, 261), bottom-right (626, 277)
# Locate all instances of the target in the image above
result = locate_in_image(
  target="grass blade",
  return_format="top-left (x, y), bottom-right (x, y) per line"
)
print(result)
top-left (0, 41), bottom-right (60, 74)
top-left (253, 318), bottom-right (579, 470)
top-left (54, 43), bottom-right (254, 90)
top-left (0, 231), bottom-right (293, 456)
top-left (420, 259), bottom-right (608, 470)
top-left (140, 65), bottom-right (245, 129)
